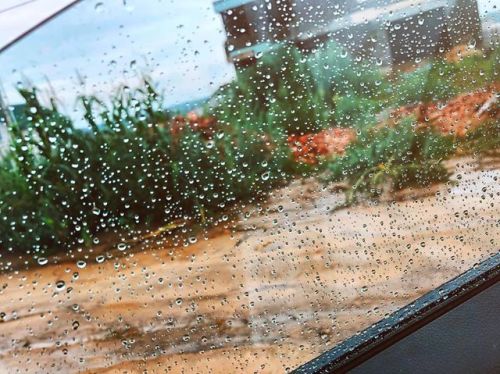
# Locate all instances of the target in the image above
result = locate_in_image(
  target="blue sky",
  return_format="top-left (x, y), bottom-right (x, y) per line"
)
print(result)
top-left (0, 0), bottom-right (235, 119)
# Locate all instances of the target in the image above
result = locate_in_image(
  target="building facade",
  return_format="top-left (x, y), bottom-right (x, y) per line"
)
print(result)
top-left (213, 0), bottom-right (482, 67)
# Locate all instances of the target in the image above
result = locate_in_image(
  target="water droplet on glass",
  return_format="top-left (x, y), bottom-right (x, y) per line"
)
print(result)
top-left (123, 0), bottom-right (134, 12)
top-left (55, 280), bottom-right (66, 291)
top-left (94, 2), bottom-right (104, 13)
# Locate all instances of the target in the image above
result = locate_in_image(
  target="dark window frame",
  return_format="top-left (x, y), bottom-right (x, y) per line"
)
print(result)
top-left (293, 252), bottom-right (500, 373)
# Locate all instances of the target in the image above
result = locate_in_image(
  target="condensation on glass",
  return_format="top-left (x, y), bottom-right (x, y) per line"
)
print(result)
top-left (0, 0), bottom-right (498, 373)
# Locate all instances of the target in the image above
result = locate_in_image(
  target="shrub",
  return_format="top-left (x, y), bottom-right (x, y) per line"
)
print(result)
top-left (333, 94), bottom-right (381, 128)
top-left (325, 118), bottom-right (455, 204)
top-left (390, 47), bottom-right (499, 107)
top-left (307, 40), bottom-right (388, 99)
top-left (0, 79), bottom-right (293, 256)
top-left (459, 119), bottom-right (500, 156)
top-left (235, 44), bottom-right (333, 134)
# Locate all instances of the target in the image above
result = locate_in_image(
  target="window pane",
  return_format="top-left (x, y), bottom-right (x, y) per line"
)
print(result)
top-left (0, 0), bottom-right (498, 372)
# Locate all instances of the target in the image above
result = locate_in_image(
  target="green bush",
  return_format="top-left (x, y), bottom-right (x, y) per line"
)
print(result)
top-left (307, 40), bottom-right (388, 99)
top-left (229, 44), bottom-right (333, 134)
top-left (333, 94), bottom-right (381, 128)
top-left (0, 79), bottom-right (293, 256)
top-left (326, 118), bottom-right (455, 204)
top-left (459, 119), bottom-right (500, 156)
top-left (214, 41), bottom-right (390, 133)
top-left (390, 48), bottom-right (499, 107)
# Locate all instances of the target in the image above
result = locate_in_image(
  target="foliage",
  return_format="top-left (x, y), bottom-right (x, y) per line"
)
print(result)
top-left (325, 118), bottom-right (455, 204)
top-left (0, 79), bottom-right (293, 255)
top-left (215, 44), bottom-right (334, 135)
top-left (333, 94), bottom-right (381, 128)
top-left (213, 41), bottom-right (391, 134)
top-left (390, 48), bottom-right (499, 106)
top-left (1, 43), bottom-right (498, 256)
top-left (459, 119), bottom-right (500, 156)
top-left (307, 40), bottom-right (388, 99)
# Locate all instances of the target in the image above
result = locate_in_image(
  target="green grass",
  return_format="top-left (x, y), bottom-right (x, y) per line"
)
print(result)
top-left (458, 119), bottom-right (500, 157)
top-left (389, 48), bottom-right (499, 106)
top-left (325, 118), bottom-right (455, 204)
top-left (0, 43), bottom-right (498, 257)
top-left (0, 78), bottom-right (293, 256)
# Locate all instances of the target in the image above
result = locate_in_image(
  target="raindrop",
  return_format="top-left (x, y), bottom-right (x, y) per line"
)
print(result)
top-left (94, 2), bottom-right (104, 13)
top-left (55, 280), bottom-right (66, 291)
top-left (123, 0), bottom-right (135, 12)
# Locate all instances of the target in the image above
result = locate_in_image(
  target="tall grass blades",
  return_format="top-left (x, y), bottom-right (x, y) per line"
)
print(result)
top-left (326, 118), bottom-right (455, 204)
top-left (0, 79), bottom-right (293, 256)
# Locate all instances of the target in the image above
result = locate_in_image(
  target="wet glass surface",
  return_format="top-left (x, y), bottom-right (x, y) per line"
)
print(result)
top-left (0, 0), bottom-right (498, 372)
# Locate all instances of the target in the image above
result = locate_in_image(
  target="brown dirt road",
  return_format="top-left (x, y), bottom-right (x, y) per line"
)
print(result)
top-left (0, 157), bottom-right (498, 373)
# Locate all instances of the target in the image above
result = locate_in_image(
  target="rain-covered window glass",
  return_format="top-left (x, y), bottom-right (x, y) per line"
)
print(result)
top-left (0, 0), bottom-right (498, 372)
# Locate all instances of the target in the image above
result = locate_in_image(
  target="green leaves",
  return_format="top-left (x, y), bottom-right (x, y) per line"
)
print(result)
top-left (0, 77), bottom-right (293, 254)
top-left (326, 118), bottom-right (454, 204)
top-left (2, 44), bottom-right (497, 255)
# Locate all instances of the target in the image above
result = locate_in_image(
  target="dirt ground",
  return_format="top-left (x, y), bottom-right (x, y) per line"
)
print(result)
top-left (0, 156), bottom-right (498, 374)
